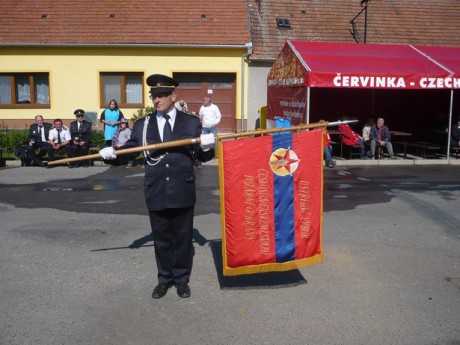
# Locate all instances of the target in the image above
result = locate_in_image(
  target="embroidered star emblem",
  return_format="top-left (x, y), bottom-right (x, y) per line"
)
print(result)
top-left (269, 148), bottom-right (301, 176)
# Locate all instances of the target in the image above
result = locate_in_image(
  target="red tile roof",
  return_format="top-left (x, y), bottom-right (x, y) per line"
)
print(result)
top-left (248, 0), bottom-right (460, 60)
top-left (0, 0), bottom-right (249, 46)
top-left (1, 0), bottom-right (459, 61)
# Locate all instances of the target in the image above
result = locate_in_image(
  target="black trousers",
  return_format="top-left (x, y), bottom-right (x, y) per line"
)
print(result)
top-left (35, 142), bottom-right (54, 161)
top-left (148, 206), bottom-right (194, 285)
top-left (67, 143), bottom-right (90, 165)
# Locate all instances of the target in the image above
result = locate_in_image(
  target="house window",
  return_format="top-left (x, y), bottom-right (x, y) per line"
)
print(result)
top-left (100, 72), bottom-right (144, 107)
top-left (276, 18), bottom-right (292, 29)
top-left (0, 73), bottom-right (50, 107)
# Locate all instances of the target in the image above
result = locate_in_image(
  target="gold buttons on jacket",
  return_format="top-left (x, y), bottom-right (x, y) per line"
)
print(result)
top-left (165, 164), bottom-right (170, 168)
top-left (166, 177), bottom-right (170, 181)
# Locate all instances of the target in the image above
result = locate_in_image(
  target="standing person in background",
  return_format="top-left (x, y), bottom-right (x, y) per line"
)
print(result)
top-left (199, 96), bottom-right (221, 149)
top-left (100, 99), bottom-right (124, 147)
top-left (197, 96), bottom-right (221, 167)
top-left (68, 109), bottom-right (93, 168)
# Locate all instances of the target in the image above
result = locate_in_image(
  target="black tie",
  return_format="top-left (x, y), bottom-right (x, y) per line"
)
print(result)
top-left (163, 115), bottom-right (172, 142)
top-left (57, 131), bottom-right (61, 144)
top-left (38, 127), bottom-right (43, 142)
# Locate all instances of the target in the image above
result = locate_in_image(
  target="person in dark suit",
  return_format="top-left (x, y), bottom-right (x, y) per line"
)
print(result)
top-left (100, 74), bottom-right (215, 299)
top-left (26, 115), bottom-right (53, 166)
top-left (68, 109), bottom-right (93, 168)
top-left (450, 116), bottom-right (460, 147)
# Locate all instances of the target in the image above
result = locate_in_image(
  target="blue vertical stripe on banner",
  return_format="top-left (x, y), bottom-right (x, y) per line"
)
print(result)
top-left (272, 133), bottom-right (296, 262)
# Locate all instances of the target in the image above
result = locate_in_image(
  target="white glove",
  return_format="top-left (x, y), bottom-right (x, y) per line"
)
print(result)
top-left (200, 133), bottom-right (215, 151)
top-left (99, 147), bottom-right (117, 160)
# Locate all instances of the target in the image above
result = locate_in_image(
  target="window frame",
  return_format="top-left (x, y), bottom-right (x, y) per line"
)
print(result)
top-left (276, 18), bottom-right (292, 29)
top-left (0, 72), bottom-right (50, 108)
top-left (99, 72), bottom-right (145, 108)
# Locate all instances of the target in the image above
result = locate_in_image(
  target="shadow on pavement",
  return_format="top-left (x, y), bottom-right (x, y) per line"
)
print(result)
top-left (210, 240), bottom-right (307, 290)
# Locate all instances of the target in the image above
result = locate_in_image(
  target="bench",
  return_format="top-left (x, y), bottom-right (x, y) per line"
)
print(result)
top-left (404, 141), bottom-right (441, 159)
top-left (451, 146), bottom-right (460, 159)
top-left (346, 144), bottom-right (363, 159)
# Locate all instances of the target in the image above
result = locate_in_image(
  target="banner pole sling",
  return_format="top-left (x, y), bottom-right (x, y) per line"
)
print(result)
top-left (48, 120), bottom-right (357, 166)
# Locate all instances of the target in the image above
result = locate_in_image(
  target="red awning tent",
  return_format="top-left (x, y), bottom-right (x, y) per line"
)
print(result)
top-left (413, 45), bottom-right (460, 150)
top-left (267, 41), bottom-right (460, 157)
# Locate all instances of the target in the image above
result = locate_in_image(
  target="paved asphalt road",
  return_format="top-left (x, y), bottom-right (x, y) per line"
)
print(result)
top-left (0, 163), bottom-right (459, 345)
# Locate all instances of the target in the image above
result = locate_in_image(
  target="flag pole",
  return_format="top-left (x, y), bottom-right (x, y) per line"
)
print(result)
top-left (48, 120), bottom-right (356, 166)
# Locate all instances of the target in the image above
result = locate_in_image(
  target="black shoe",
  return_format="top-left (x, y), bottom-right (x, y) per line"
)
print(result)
top-left (68, 164), bottom-right (75, 169)
top-left (152, 283), bottom-right (172, 299)
top-left (176, 283), bottom-right (191, 298)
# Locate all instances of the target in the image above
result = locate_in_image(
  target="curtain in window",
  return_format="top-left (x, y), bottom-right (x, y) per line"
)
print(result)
top-left (103, 75), bottom-right (121, 103)
top-left (0, 76), bottom-right (11, 104)
top-left (16, 75), bottom-right (31, 103)
top-left (125, 75), bottom-right (142, 104)
top-left (34, 75), bottom-right (50, 104)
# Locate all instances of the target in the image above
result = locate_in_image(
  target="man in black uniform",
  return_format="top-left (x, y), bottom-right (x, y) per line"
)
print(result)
top-left (100, 74), bottom-right (215, 299)
top-left (68, 109), bottom-right (93, 168)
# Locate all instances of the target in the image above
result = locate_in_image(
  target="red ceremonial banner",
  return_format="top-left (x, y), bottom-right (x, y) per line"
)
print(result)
top-left (218, 129), bottom-right (324, 276)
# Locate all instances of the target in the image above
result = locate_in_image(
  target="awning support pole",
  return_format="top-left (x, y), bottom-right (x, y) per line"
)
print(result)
top-left (447, 89), bottom-right (454, 160)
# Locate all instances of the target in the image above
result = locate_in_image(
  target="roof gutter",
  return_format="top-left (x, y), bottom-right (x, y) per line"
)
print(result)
top-left (0, 43), bottom-right (249, 49)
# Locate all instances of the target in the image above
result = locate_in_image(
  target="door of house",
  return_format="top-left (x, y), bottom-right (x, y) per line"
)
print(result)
top-left (173, 72), bottom-right (236, 133)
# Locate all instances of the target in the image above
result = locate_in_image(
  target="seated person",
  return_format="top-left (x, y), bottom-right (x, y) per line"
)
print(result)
top-left (67, 109), bottom-right (92, 168)
top-left (16, 115), bottom-right (53, 167)
top-left (370, 117), bottom-right (395, 159)
top-left (338, 123), bottom-right (365, 159)
top-left (450, 116), bottom-right (460, 147)
top-left (319, 121), bottom-right (335, 168)
top-left (362, 118), bottom-right (374, 157)
top-left (111, 118), bottom-right (136, 168)
top-left (47, 118), bottom-right (71, 166)
top-left (175, 99), bottom-right (188, 113)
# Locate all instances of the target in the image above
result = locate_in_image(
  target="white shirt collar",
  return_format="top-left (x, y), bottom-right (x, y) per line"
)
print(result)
top-left (156, 107), bottom-right (177, 121)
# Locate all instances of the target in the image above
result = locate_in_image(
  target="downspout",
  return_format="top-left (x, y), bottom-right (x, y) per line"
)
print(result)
top-left (241, 42), bottom-right (253, 132)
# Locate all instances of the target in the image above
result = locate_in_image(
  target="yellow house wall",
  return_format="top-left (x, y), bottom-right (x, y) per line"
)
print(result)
top-left (0, 46), bottom-right (247, 127)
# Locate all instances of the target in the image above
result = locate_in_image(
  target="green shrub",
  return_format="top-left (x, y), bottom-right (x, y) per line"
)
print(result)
top-left (131, 106), bottom-right (154, 122)
top-left (0, 122), bottom-right (29, 154)
top-left (0, 122), bottom-right (105, 154)
top-left (91, 129), bottom-right (105, 148)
